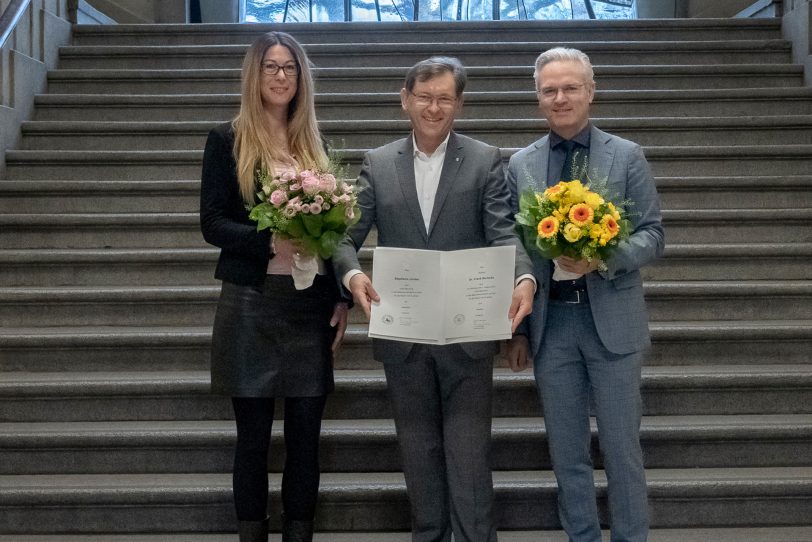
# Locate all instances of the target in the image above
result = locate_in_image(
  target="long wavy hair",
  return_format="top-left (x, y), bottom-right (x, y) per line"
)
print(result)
top-left (232, 32), bottom-right (327, 204)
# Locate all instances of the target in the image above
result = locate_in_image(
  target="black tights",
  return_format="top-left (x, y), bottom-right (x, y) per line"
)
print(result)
top-left (231, 396), bottom-right (327, 522)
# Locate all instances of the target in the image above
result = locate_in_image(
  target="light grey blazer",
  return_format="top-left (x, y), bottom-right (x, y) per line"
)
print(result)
top-left (507, 125), bottom-right (665, 356)
top-left (334, 131), bottom-right (535, 363)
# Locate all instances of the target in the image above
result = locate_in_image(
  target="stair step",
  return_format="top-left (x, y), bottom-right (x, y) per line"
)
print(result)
top-left (646, 243), bottom-right (812, 280)
top-left (654, 175), bottom-right (812, 209)
top-left (4, 527), bottom-right (812, 541)
top-left (1, 281), bottom-right (809, 327)
top-left (0, 286), bottom-right (220, 327)
top-left (1, 414), bottom-right (809, 474)
top-left (2, 174), bottom-right (809, 214)
top-left (55, 40), bottom-right (793, 71)
top-left (33, 88), bottom-right (812, 122)
top-left (46, 64), bottom-right (805, 94)
top-left (658, 208), bottom-right (812, 243)
top-left (0, 213), bottom-right (202, 249)
top-left (0, 180), bottom-right (200, 213)
top-left (69, 19), bottom-right (784, 46)
top-left (1, 208), bottom-right (808, 248)
top-left (0, 242), bottom-right (808, 288)
top-left (1, 320), bottom-right (809, 371)
top-left (1, 468), bottom-right (809, 531)
top-left (4, 150), bottom-right (203, 180)
top-left (0, 240), bottom-right (807, 286)
top-left (640, 320), bottom-right (812, 366)
top-left (19, 116), bottom-right (812, 150)
top-left (0, 364), bottom-right (809, 422)
top-left (617, 145), bottom-right (812, 176)
top-left (0, 248), bottom-right (219, 286)
top-left (7, 146), bottom-right (812, 180)
top-left (642, 280), bottom-right (812, 321)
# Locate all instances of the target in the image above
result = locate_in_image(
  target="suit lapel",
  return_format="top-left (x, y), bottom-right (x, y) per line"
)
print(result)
top-left (427, 132), bottom-right (463, 236)
top-left (531, 136), bottom-right (550, 189)
top-left (587, 126), bottom-right (616, 188)
top-left (395, 137), bottom-right (428, 243)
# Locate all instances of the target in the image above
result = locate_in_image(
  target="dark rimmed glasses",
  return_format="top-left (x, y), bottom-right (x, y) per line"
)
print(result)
top-left (261, 62), bottom-right (298, 77)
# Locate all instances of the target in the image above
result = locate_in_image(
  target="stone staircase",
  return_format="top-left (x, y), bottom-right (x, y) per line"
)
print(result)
top-left (1, 17), bottom-right (811, 541)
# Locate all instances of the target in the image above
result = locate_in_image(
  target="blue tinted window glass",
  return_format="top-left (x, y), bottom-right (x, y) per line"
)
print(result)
top-left (313, 0), bottom-right (346, 21)
top-left (244, 0), bottom-right (635, 22)
top-left (503, 0), bottom-right (569, 20)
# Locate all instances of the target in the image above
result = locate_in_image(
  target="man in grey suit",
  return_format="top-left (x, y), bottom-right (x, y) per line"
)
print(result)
top-left (333, 57), bottom-right (536, 542)
top-left (506, 48), bottom-right (664, 542)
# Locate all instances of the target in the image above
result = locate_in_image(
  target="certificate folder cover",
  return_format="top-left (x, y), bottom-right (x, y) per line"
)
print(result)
top-left (368, 245), bottom-right (516, 344)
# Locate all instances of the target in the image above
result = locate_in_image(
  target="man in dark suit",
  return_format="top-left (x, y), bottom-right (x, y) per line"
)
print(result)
top-left (506, 47), bottom-right (664, 542)
top-left (333, 57), bottom-right (535, 542)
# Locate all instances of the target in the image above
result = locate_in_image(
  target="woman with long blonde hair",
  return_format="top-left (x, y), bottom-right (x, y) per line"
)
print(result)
top-left (200, 31), bottom-right (348, 542)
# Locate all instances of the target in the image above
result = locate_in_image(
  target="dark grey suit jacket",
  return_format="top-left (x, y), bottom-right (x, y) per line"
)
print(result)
top-left (334, 131), bottom-right (535, 363)
top-left (507, 125), bottom-right (665, 356)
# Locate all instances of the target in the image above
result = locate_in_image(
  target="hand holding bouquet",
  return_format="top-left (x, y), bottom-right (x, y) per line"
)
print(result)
top-left (515, 179), bottom-right (631, 276)
top-left (248, 167), bottom-right (361, 260)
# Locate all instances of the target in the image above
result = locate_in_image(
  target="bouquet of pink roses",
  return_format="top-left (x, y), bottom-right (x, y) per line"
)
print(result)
top-left (248, 167), bottom-right (361, 259)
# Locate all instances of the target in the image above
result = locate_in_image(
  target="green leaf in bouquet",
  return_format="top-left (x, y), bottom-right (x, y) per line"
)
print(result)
top-left (300, 235), bottom-right (320, 257)
top-left (318, 230), bottom-right (342, 259)
top-left (518, 190), bottom-right (538, 209)
top-left (619, 218), bottom-right (633, 236)
top-left (322, 204), bottom-right (346, 231)
top-left (515, 211), bottom-right (535, 227)
top-left (285, 216), bottom-right (306, 238)
top-left (301, 213), bottom-right (324, 237)
top-left (248, 202), bottom-right (267, 221)
top-left (257, 214), bottom-right (273, 232)
top-left (579, 244), bottom-right (597, 261)
top-left (535, 237), bottom-right (561, 260)
top-left (249, 203), bottom-right (273, 231)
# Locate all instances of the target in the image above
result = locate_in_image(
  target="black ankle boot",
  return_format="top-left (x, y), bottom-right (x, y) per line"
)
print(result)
top-left (282, 514), bottom-right (314, 542)
top-left (238, 517), bottom-right (269, 542)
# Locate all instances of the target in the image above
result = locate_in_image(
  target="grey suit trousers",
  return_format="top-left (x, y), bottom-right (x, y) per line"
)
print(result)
top-left (536, 301), bottom-right (648, 542)
top-left (383, 344), bottom-right (498, 542)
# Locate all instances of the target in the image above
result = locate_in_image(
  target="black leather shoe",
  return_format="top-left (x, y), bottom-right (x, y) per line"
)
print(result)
top-left (282, 514), bottom-right (314, 542)
top-left (238, 517), bottom-right (269, 542)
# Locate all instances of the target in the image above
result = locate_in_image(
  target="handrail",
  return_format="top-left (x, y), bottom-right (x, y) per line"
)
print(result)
top-left (0, 0), bottom-right (31, 50)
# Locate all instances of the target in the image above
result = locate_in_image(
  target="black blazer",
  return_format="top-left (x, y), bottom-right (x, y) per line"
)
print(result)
top-left (200, 122), bottom-right (347, 301)
top-left (200, 122), bottom-right (273, 286)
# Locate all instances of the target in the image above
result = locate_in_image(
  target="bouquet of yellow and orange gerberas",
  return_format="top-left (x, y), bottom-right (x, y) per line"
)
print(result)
top-left (515, 179), bottom-right (631, 270)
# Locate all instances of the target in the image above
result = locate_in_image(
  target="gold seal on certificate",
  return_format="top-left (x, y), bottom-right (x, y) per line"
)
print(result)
top-left (368, 246), bottom-right (516, 344)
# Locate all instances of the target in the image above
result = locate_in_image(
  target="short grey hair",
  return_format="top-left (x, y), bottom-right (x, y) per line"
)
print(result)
top-left (404, 56), bottom-right (467, 97)
top-left (533, 47), bottom-right (594, 86)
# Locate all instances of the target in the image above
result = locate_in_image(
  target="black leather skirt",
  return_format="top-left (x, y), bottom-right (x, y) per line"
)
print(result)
top-left (210, 274), bottom-right (338, 397)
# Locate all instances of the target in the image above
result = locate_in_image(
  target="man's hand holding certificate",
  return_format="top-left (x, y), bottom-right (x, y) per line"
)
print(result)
top-left (367, 246), bottom-right (516, 344)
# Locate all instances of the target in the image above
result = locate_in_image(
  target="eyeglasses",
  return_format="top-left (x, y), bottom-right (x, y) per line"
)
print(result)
top-left (261, 62), bottom-right (298, 77)
top-left (537, 83), bottom-right (586, 101)
top-left (409, 92), bottom-right (458, 109)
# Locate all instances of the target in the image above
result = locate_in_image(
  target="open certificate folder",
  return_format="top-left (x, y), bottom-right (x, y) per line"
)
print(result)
top-left (368, 245), bottom-right (516, 344)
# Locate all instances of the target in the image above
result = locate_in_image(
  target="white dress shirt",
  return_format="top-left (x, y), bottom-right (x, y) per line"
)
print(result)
top-left (412, 132), bottom-right (450, 233)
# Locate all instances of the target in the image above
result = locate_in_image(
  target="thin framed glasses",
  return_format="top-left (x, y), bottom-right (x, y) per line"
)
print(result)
top-left (409, 92), bottom-right (458, 109)
top-left (538, 83), bottom-right (587, 100)
top-left (261, 62), bottom-right (299, 76)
